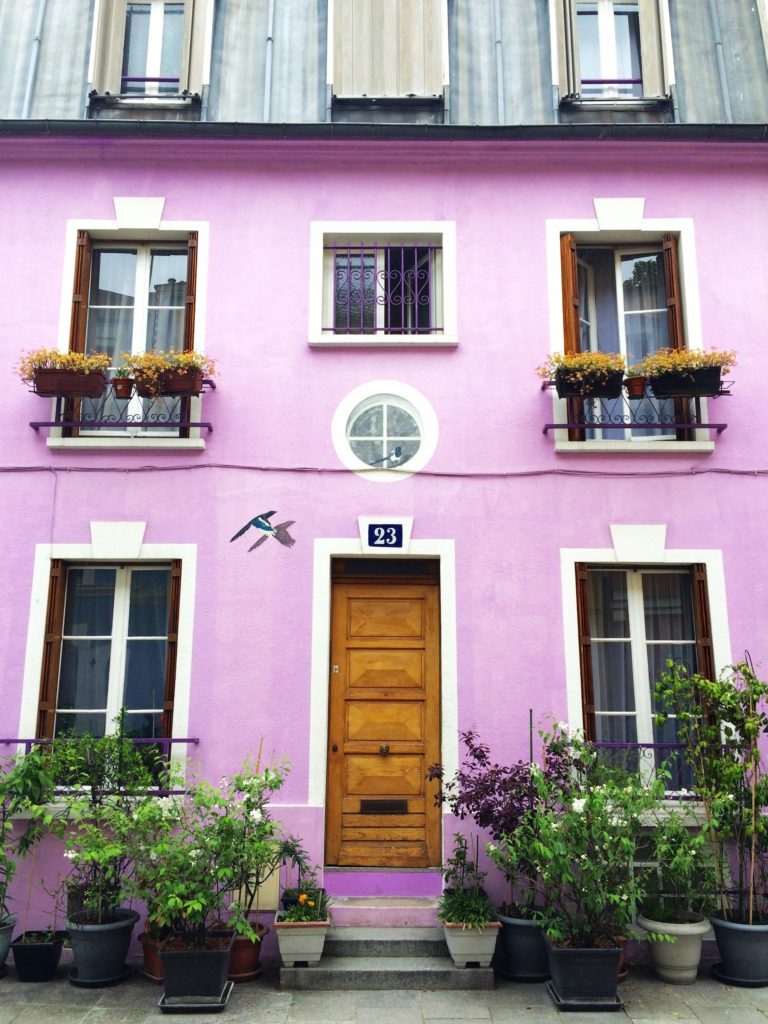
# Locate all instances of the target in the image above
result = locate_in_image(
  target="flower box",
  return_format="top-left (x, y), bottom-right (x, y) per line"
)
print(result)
top-left (33, 369), bottom-right (108, 399)
top-left (649, 366), bottom-right (722, 398)
top-left (555, 370), bottom-right (624, 400)
top-left (135, 370), bottom-right (205, 398)
top-left (443, 921), bottom-right (500, 968)
top-left (273, 913), bottom-right (330, 967)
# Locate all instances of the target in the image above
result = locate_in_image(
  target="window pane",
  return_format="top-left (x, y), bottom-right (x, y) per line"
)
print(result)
top-left (159, 3), bottom-right (184, 93)
top-left (614, 6), bottom-right (642, 97)
top-left (643, 574), bottom-right (695, 641)
top-left (122, 3), bottom-right (151, 94)
top-left (350, 439), bottom-right (386, 465)
top-left (392, 439), bottom-right (420, 466)
top-left (594, 715), bottom-right (638, 745)
top-left (128, 569), bottom-right (170, 636)
top-left (90, 251), bottom-right (137, 306)
top-left (86, 309), bottom-right (135, 363)
top-left (624, 312), bottom-right (670, 365)
top-left (54, 712), bottom-right (107, 738)
top-left (123, 640), bottom-right (167, 709)
top-left (588, 571), bottom-right (629, 638)
top-left (147, 251), bottom-right (187, 306)
top-left (621, 253), bottom-right (666, 313)
top-left (57, 639), bottom-right (111, 709)
top-left (335, 253), bottom-right (375, 332)
top-left (576, 7), bottom-right (600, 93)
top-left (350, 406), bottom-right (383, 438)
top-left (145, 309), bottom-right (185, 352)
top-left (592, 641), bottom-right (636, 712)
top-left (386, 405), bottom-right (419, 437)
top-left (123, 712), bottom-right (163, 738)
top-left (63, 569), bottom-right (116, 636)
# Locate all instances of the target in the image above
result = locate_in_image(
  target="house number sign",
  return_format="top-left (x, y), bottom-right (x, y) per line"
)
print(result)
top-left (367, 523), bottom-right (404, 548)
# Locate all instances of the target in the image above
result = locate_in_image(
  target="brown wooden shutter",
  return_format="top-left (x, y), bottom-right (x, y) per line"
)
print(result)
top-left (161, 560), bottom-right (183, 739)
top-left (575, 563), bottom-right (596, 741)
top-left (64, 231), bottom-right (93, 439)
top-left (692, 564), bottom-right (716, 681)
top-left (662, 234), bottom-right (684, 351)
top-left (560, 233), bottom-right (585, 441)
top-left (36, 561), bottom-right (68, 739)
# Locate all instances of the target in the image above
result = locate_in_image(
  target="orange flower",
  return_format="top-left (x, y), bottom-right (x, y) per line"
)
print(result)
top-left (308, 901), bottom-right (315, 908)
top-left (298, 893), bottom-right (308, 904)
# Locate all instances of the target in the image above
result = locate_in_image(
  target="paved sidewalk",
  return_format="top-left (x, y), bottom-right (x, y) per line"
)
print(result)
top-left (1, 959), bottom-right (767, 1024)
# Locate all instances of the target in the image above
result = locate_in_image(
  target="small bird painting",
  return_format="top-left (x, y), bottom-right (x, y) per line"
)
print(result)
top-left (229, 510), bottom-right (297, 551)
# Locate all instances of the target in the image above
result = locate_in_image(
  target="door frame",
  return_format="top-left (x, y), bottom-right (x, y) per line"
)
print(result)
top-left (308, 539), bottom-right (458, 848)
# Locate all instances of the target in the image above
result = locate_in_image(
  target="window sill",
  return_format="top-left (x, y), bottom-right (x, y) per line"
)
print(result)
top-left (554, 440), bottom-right (715, 454)
top-left (89, 94), bottom-right (200, 110)
top-left (310, 334), bottom-right (458, 348)
top-left (46, 437), bottom-right (206, 451)
top-left (560, 96), bottom-right (671, 111)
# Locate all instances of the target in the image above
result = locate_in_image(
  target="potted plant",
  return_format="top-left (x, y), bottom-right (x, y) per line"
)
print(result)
top-left (429, 724), bottom-right (574, 981)
top-left (274, 866), bottom-right (331, 967)
top-left (17, 348), bottom-right (111, 398)
top-left (437, 834), bottom-right (500, 968)
top-left (119, 349), bottom-right (216, 398)
top-left (0, 748), bottom-right (54, 978)
top-left (10, 874), bottom-right (68, 984)
top-left (111, 366), bottom-right (134, 400)
top-left (537, 351), bottom-right (626, 399)
top-left (636, 347), bottom-right (736, 398)
top-left (656, 659), bottom-right (768, 986)
top-left (528, 736), bottom-right (664, 1010)
top-left (624, 367), bottom-right (648, 399)
top-left (49, 723), bottom-right (165, 987)
top-left (636, 809), bottom-right (719, 984)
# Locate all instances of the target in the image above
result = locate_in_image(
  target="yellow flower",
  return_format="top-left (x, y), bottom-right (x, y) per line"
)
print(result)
top-left (308, 900), bottom-right (315, 908)
top-left (298, 893), bottom-right (308, 904)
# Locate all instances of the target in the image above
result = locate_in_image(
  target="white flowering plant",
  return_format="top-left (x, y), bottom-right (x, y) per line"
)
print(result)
top-left (526, 735), bottom-right (665, 949)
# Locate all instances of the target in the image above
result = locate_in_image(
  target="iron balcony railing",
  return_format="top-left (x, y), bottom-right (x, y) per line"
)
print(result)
top-left (29, 381), bottom-right (215, 436)
top-left (325, 242), bottom-right (443, 335)
top-left (542, 382), bottom-right (730, 439)
top-left (592, 741), bottom-right (694, 793)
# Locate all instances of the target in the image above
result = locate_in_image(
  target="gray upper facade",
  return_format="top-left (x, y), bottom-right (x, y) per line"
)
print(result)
top-left (1, 0), bottom-right (767, 126)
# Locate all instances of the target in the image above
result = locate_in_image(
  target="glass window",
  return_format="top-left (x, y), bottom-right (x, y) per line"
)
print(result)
top-left (54, 566), bottom-right (171, 739)
top-left (576, 0), bottom-right (642, 99)
top-left (122, 0), bottom-right (184, 96)
top-left (347, 396), bottom-right (422, 469)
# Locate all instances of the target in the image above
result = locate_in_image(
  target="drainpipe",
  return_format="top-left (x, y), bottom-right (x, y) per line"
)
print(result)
top-left (263, 0), bottom-right (275, 122)
top-left (708, 0), bottom-right (733, 122)
top-left (492, 0), bottom-right (505, 124)
top-left (22, 0), bottom-right (48, 118)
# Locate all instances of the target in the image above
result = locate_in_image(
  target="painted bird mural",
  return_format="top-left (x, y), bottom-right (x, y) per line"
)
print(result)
top-left (229, 510), bottom-right (297, 551)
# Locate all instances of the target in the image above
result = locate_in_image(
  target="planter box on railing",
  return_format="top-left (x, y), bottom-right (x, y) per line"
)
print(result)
top-left (33, 370), bottom-right (108, 399)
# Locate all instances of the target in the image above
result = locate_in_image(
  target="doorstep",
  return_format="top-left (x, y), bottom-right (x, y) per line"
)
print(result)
top-left (329, 896), bottom-right (441, 929)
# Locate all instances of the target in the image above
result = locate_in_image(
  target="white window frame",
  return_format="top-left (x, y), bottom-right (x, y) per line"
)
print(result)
top-left (18, 525), bottom-right (196, 775)
top-left (54, 565), bottom-right (172, 738)
top-left (49, 199), bottom-right (209, 450)
top-left (545, 198), bottom-right (712, 453)
top-left (560, 529), bottom-right (731, 736)
top-left (309, 221), bottom-right (457, 347)
top-left (331, 380), bottom-right (439, 483)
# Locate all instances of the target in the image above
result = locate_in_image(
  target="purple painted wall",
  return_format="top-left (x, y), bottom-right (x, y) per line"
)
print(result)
top-left (1, 137), bottom-right (767, 914)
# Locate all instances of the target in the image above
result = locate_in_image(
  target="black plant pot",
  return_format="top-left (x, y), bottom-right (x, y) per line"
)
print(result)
top-left (555, 370), bottom-right (624, 400)
top-left (159, 931), bottom-right (235, 1005)
top-left (545, 939), bottom-right (623, 1010)
top-left (649, 366), bottom-right (722, 398)
top-left (11, 931), bottom-right (67, 982)
top-left (493, 909), bottom-right (549, 981)
top-left (710, 915), bottom-right (768, 986)
top-left (66, 908), bottom-right (139, 987)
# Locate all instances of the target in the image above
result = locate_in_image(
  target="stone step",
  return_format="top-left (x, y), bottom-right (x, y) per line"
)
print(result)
top-left (329, 896), bottom-right (440, 928)
top-left (279, 955), bottom-right (495, 991)
top-left (325, 926), bottom-right (446, 958)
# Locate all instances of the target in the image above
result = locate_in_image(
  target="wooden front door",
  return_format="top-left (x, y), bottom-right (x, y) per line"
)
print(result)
top-left (325, 576), bottom-right (441, 868)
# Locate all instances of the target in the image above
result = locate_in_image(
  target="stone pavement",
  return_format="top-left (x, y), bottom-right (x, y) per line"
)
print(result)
top-left (2, 958), bottom-right (768, 1024)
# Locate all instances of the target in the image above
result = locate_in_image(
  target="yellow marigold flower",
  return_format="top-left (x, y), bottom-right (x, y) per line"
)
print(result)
top-left (308, 901), bottom-right (315, 908)
top-left (298, 893), bottom-right (308, 904)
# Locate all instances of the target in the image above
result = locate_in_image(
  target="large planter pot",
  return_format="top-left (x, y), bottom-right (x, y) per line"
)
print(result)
top-left (493, 909), bottom-right (549, 981)
top-left (33, 369), bottom-right (108, 398)
top-left (274, 913), bottom-right (330, 967)
top-left (10, 930), bottom-right (66, 982)
top-left (159, 931), bottom-right (235, 1007)
top-left (555, 370), bottom-right (624, 400)
top-left (649, 366), bottom-right (722, 398)
top-left (66, 908), bottom-right (139, 987)
top-left (545, 938), bottom-right (623, 1011)
top-left (0, 915), bottom-right (17, 978)
top-left (710, 914), bottom-right (768, 986)
top-left (228, 926), bottom-right (269, 982)
top-left (443, 922), bottom-right (500, 968)
top-left (637, 912), bottom-right (709, 984)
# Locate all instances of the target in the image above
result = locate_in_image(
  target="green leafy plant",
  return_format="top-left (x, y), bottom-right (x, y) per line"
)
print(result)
top-left (0, 748), bottom-right (55, 922)
top-left (635, 347), bottom-right (736, 377)
top-left (536, 351), bottom-right (626, 393)
top-left (437, 834), bottom-right (495, 929)
top-left (655, 659), bottom-right (768, 923)
top-left (17, 348), bottom-right (111, 384)
top-left (639, 808), bottom-right (719, 925)
top-left (113, 365), bottom-right (133, 379)
top-left (278, 867), bottom-right (330, 923)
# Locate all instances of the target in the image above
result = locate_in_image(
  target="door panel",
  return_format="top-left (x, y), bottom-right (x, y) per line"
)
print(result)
top-left (326, 580), bottom-right (440, 868)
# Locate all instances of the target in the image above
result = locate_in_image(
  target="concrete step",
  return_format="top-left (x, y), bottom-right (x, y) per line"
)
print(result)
top-left (329, 896), bottom-right (440, 928)
top-left (279, 954), bottom-right (495, 991)
top-left (325, 925), bottom-right (446, 958)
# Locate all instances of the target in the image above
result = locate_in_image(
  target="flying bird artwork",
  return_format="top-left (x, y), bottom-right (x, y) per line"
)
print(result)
top-left (229, 510), bottom-right (297, 551)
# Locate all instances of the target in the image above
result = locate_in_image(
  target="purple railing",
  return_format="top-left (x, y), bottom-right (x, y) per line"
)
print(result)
top-left (325, 242), bottom-right (442, 335)
top-left (592, 740), bottom-right (694, 792)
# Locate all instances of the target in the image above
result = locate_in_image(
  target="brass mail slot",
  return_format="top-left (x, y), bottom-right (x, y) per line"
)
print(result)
top-left (359, 799), bottom-right (408, 815)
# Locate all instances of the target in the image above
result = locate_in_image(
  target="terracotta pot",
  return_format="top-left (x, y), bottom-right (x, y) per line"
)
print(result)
top-left (140, 933), bottom-right (164, 983)
top-left (228, 926), bottom-right (269, 982)
top-left (624, 375), bottom-right (648, 399)
top-left (112, 377), bottom-right (134, 400)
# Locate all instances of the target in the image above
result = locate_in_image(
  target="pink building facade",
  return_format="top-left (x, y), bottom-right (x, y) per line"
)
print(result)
top-left (2, 129), bottom-right (767, 914)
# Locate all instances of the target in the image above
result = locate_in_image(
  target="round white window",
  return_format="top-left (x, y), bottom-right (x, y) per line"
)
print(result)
top-left (332, 381), bottom-right (438, 483)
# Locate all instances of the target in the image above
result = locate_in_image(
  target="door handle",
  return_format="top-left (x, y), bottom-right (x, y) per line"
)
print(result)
top-left (379, 744), bottom-right (390, 755)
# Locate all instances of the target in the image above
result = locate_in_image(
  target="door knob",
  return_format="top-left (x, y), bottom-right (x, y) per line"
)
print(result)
top-left (379, 744), bottom-right (390, 755)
